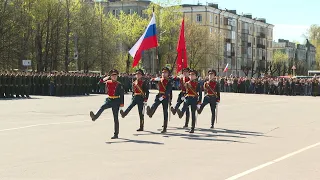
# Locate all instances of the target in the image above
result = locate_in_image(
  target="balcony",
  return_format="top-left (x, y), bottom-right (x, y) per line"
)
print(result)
top-left (260, 32), bottom-right (266, 38)
top-left (257, 44), bottom-right (266, 49)
top-left (225, 38), bottom-right (231, 43)
top-left (241, 29), bottom-right (249, 34)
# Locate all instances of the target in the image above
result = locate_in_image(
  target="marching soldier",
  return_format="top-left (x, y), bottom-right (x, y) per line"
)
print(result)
top-left (176, 69), bottom-right (202, 133)
top-left (146, 67), bottom-right (173, 133)
top-left (197, 69), bottom-right (220, 129)
top-left (89, 69), bottom-right (124, 139)
top-left (120, 69), bottom-right (149, 131)
top-left (171, 68), bottom-right (191, 128)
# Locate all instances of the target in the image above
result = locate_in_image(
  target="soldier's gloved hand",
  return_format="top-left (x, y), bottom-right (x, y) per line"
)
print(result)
top-left (197, 104), bottom-right (201, 110)
top-left (216, 101), bottom-right (220, 105)
top-left (181, 96), bottom-right (185, 101)
top-left (159, 97), bottom-right (164, 101)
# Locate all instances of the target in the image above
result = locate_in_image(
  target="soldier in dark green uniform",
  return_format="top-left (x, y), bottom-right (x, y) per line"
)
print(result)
top-left (10, 72), bottom-right (15, 98)
top-left (312, 78), bottom-right (318, 97)
top-left (26, 72), bottom-right (31, 98)
top-left (0, 71), bottom-right (4, 98)
top-left (20, 72), bottom-right (26, 97)
top-left (55, 73), bottom-right (61, 96)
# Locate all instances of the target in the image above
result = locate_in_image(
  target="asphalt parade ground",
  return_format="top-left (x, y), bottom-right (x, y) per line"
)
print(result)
top-left (0, 91), bottom-right (320, 180)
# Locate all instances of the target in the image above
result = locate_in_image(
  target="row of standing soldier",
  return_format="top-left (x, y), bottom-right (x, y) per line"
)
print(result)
top-left (89, 67), bottom-right (220, 139)
top-left (0, 71), bottom-right (136, 98)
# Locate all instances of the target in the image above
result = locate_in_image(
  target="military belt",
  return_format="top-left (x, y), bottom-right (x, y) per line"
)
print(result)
top-left (108, 96), bottom-right (120, 99)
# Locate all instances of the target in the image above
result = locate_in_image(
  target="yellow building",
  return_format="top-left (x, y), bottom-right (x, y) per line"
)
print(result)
top-left (182, 3), bottom-right (274, 77)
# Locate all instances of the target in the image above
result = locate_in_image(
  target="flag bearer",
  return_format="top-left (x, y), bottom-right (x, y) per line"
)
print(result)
top-left (176, 69), bottom-right (202, 133)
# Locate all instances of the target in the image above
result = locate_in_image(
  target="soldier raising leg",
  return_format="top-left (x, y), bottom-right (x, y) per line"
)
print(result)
top-left (89, 69), bottom-right (124, 139)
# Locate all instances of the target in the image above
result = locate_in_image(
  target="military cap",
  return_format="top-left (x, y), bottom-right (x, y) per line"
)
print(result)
top-left (182, 68), bottom-right (190, 72)
top-left (162, 67), bottom-right (171, 74)
top-left (208, 69), bottom-right (217, 76)
top-left (189, 69), bottom-right (198, 76)
top-left (109, 69), bottom-right (119, 76)
top-left (135, 69), bottom-right (145, 76)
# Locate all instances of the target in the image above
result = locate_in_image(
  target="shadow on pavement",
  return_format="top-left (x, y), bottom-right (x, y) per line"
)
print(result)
top-left (132, 126), bottom-right (267, 144)
top-left (105, 138), bottom-right (164, 145)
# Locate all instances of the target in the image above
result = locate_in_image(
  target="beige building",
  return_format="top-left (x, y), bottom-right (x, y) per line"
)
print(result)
top-left (181, 3), bottom-right (274, 77)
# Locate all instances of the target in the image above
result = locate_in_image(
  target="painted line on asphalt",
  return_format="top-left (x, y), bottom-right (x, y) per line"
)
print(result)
top-left (0, 114), bottom-right (138, 133)
top-left (0, 120), bottom-right (88, 132)
top-left (225, 141), bottom-right (320, 180)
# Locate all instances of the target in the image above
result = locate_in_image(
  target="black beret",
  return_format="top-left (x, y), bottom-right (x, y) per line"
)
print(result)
top-left (189, 69), bottom-right (198, 76)
top-left (109, 69), bottom-right (119, 76)
top-left (182, 68), bottom-right (190, 72)
top-left (162, 67), bottom-right (171, 74)
top-left (135, 69), bottom-right (144, 76)
top-left (208, 69), bottom-right (217, 75)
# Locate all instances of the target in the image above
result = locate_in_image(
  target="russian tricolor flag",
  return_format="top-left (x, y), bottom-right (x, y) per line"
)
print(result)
top-left (129, 13), bottom-right (158, 67)
top-left (223, 63), bottom-right (229, 72)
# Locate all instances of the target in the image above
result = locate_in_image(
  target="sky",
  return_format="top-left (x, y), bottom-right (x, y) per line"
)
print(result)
top-left (154, 0), bottom-right (319, 43)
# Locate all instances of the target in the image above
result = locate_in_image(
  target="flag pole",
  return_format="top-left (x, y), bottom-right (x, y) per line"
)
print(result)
top-left (153, 6), bottom-right (160, 74)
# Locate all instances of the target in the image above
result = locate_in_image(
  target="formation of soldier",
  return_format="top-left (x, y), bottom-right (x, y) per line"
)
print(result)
top-left (220, 76), bottom-right (320, 96)
top-left (0, 70), bottom-right (182, 99)
top-left (89, 67), bottom-right (221, 139)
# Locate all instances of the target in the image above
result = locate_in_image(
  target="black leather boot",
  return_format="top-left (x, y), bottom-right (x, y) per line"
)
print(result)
top-left (189, 128), bottom-right (194, 133)
top-left (120, 109), bottom-right (127, 118)
top-left (90, 111), bottom-right (96, 121)
top-left (111, 135), bottom-right (118, 139)
top-left (171, 107), bottom-right (176, 115)
top-left (176, 109), bottom-right (183, 119)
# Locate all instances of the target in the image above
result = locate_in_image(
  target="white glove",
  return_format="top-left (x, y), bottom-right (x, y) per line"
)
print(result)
top-left (159, 97), bottom-right (164, 101)
top-left (143, 101), bottom-right (147, 105)
top-left (181, 96), bottom-right (185, 101)
top-left (197, 104), bottom-right (201, 110)
top-left (216, 102), bottom-right (220, 105)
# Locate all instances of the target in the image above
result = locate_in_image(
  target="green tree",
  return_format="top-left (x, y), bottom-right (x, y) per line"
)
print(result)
top-left (271, 50), bottom-right (289, 76)
top-left (306, 24), bottom-right (320, 69)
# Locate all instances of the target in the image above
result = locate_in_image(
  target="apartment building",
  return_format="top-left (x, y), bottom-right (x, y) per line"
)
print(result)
top-left (306, 40), bottom-right (317, 70)
top-left (273, 39), bottom-right (316, 73)
top-left (86, 0), bottom-right (151, 17)
top-left (181, 3), bottom-right (274, 77)
top-left (273, 39), bottom-right (296, 60)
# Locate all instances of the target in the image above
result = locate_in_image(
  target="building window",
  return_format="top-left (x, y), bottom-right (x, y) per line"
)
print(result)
top-left (196, 14), bottom-right (202, 22)
top-left (210, 14), bottom-right (213, 23)
top-left (112, 9), bottom-right (119, 16)
top-left (254, 37), bottom-right (256, 45)
top-left (220, 17), bottom-right (222, 24)
top-left (253, 49), bottom-right (255, 57)
top-left (215, 16), bottom-right (218, 24)
top-left (210, 27), bottom-right (213, 34)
